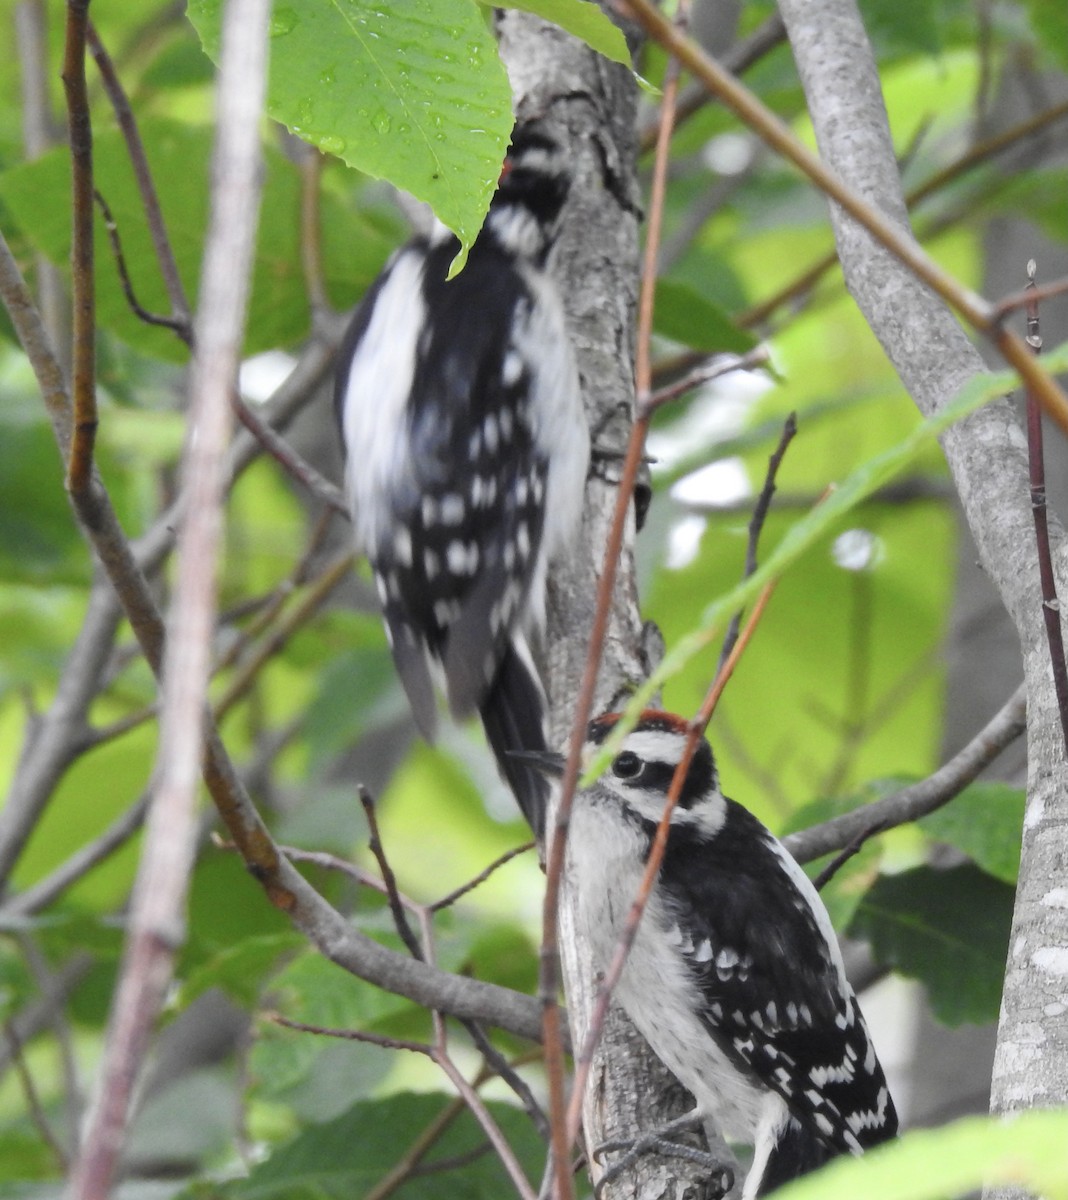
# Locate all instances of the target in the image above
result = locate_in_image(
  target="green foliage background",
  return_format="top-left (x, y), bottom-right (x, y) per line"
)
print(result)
top-left (0, 0), bottom-right (1064, 1196)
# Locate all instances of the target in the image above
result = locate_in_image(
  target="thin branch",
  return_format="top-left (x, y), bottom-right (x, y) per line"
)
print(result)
top-left (994, 274), bottom-right (1068, 324)
top-left (783, 682), bottom-right (1027, 864)
top-left (359, 785), bottom-right (424, 961)
top-left (430, 842), bottom-right (535, 912)
top-left (87, 19), bottom-right (192, 331)
top-left (268, 1013), bottom-right (433, 1056)
top-left (717, 413), bottom-right (797, 675)
top-left (2, 794), bottom-right (149, 919)
top-left (93, 188), bottom-right (192, 341)
top-left (741, 99), bottom-right (1068, 331)
top-left (61, 0), bottom-right (96, 495)
top-left (230, 389), bottom-right (349, 514)
top-left (68, 1), bottom-right (273, 1192)
top-left (354, 804), bottom-right (551, 1144)
top-left (364, 1094), bottom-right (472, 1200)
top-left (565, 584), bottom-right (777, 1149)
top-left (15, 0), bottom-right (67, 360)
top-left (298, 141), bottom-right (330, 322)
top-left (811, 822), bottom-right (886, 891)
top-left (214, 511), bottom-right (337, 674)
top-left (215, 550), bottom-right (355, 718)
top-left (1022, 262), bottom-right (1068, 758)
top-left (3, 1021), bottom-right (68, 1169)
top-left (907, 98), bottom-right (1068, 209)
top-left (642, 344), bottom-right (771, 414)
top-left (0, 582), bottom-right (120, 887)
top-left (432, 1049), bottom-right (536, 1200)
top-left (637, 9), bottom-right (787, 153)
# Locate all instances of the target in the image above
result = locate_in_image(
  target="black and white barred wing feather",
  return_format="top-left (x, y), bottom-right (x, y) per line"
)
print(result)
top-left (334, 125), bottom-right (587, 835)
top-left (339, 234), bottom-right (550, 726)
top-left (663, 807), bottom-right (897, 1183)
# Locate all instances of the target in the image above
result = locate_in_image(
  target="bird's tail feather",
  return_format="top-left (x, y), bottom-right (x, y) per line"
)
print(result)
top-left (479, 641), bottom-right (550, 839)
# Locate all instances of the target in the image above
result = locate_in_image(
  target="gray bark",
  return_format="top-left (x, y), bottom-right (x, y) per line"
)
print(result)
top-left (776, 0), bottom-right (1068, 1185)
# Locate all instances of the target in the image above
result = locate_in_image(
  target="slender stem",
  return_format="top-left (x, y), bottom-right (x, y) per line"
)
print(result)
top-left (717, 413), bottom-right (797, 674)
top-left (644, 345), bottom-right (770, 413)
top-left (360, 786), bottom-right (425, 961)
top-left (298, 142), bottom-right (330, 321)
top-left (67, 0), bottom-right (272, 1193)
top-left (93, 188), bottom-right (191, 340)
top-left (61, 0), bottom-right (96, 496)
top-left (87, 19), bottom-right (192, 332)
top-left (1023, 263), bottom-right (1068, 757)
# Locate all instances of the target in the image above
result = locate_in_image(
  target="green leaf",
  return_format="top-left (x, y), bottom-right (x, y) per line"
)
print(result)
top-left (302, 642), bottom-right (398, 771)
top-left (482, 0), bottom-right (631, 65)
top-left (772, 1109), bottom-right (1068, 1200)
top-left (186, 0), bottom-right (513, 263)
top-left (251, 951), bottom-right (417, 1102)
top-left (0, 119), bottom-right (392, 362)
top-left (918, 782), bottom-right (1025, 884)
top-left (177, 933), bottom-right (304, 1011)
top-left (0, 404), bottom-right (81, 583)
top-left (654, 279), bottom-right (757, 354)
top-left (590, 339), bottom-right (1068, 782)
top-left (848, 864), bottom-right (1014, 1026)
top-left (232, 1092), bottom-right (543, 1199)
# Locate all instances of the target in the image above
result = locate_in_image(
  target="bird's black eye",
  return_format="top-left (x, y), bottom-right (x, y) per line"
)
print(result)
top-left (612, 751), bottom-right (643, 780)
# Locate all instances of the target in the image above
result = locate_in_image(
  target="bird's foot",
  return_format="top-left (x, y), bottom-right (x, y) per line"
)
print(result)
top-left (592, 1112), bottom-right (734, 1200)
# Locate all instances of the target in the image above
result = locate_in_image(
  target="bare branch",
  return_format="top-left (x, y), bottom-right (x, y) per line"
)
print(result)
top-left (87, 18), bottom-right (192, 331)
top-left (230, 389), bottom-right (348, 513)
top-left (643, 346), bottom-right (771, 414)
top-left (1023, 265), bottom-right (1068, 758)
top-left (717, 413), bottom-right (797, 675)
top-left (61, 0), bottom-right (96, 495)
top-left (3, 1020), bottom-right (68, 1169)
top-left (69, 2), bottom-right (273, 1191)
top-left (360, 785), bottom-right (425, 961)
top-left (430, 842), bottom-right (535, 912)
top-left (93, 188), bottom-right (192, 340)
top-left (2, 794), bottom-right (149, 919)
top-left (783, 683), bottom-right (1027, 865)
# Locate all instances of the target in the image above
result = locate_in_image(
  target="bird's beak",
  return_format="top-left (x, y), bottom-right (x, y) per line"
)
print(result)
top-left (507, 748), bottom-right (566, 779)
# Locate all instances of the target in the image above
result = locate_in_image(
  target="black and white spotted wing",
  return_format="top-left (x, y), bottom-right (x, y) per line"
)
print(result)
top-left (380, 234), bottom-right (549, 723)
top-left (659, 805), bottom-right (898, 1160)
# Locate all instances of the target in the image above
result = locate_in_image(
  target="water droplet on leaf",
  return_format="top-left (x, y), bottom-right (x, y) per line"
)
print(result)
top-left (269, 7), bottom-right (297, 36)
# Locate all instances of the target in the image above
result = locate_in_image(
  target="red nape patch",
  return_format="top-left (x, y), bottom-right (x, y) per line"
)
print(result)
top-left (498, 157), bottom-right (514, 184)
top-left (587, 709), bottom-right (690, 743)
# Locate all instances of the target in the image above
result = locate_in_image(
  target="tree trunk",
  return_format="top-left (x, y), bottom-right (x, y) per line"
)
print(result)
top-left (776, 2), bottom-right (1068, 1192)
